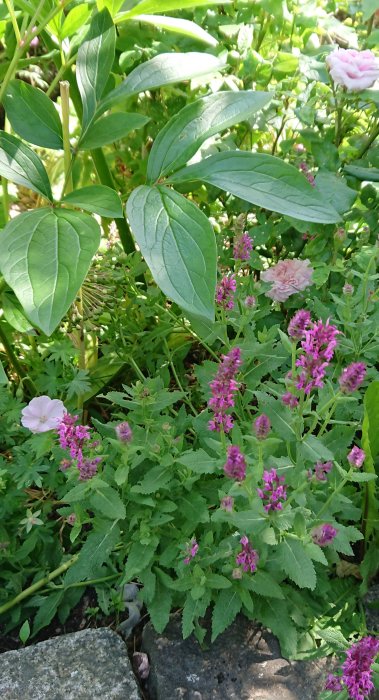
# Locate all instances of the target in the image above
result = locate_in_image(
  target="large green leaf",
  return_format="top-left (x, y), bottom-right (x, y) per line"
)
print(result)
top-left (60, 3), bottom-right (92, 38)
top-left (277, 539), bottom-right (316, 590)
top-left (63, 185), bottom-right (123, 217)
top-left (0, 358), bottom-right (8, 384)
top-left (79, 112), bottom-right (149, 149)
top-left (130, 14), bottom-right (218, 46)
top-left (169, 152), bottom-right (341, 223)
top-left (119, 0), bottom-right (231, 18)
top-left (126, 185), bottom-right (217, 320)
top-left (0, 208), bottom-right (100, 335)
top-left (344, 164), bottom-right (379, 182)
top-left (363, 381), bottom-right (379, 460)
top-left (361, 382), bottom-right (379, 539)
top-left (64, 520), bottom-right (120, 585)
top-left (0, 131), bottom-right (53, 201)
top-left (147, 90), bottom-right (271, 182)
top-left (77, 8), bottom-right (116, 132)
top-left (211, 589), bottom-right (242, 642)
top-left (4, 80), bottom-right (63, 150)
top-left (98, 52), bottom-right (226, 114)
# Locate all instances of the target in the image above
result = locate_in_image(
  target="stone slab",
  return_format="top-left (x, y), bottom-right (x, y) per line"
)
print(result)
top-left (142, 614), bottom-right (336, 700)
top-left (0, 627), bottom-right (142, 700)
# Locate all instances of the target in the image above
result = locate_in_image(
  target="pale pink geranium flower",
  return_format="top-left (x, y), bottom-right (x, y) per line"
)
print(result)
top-left (326, 48), bottom-right (379, 91)
top-left (261, 259), bottom-right (313, 302)
top-left (21, 396), bottom-right (66, 433)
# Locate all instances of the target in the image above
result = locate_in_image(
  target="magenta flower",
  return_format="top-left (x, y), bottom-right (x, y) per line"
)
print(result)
top-left (299, 162), bottom-right (316, 187)
top-left (115, 421), bottom-right (133, 443)
top-left (343, 283), bottom-right (354, 295)
top-left (216, 274), bottom-right (237, 310)
top-left (233, 232), bottom-right (253, 261)
top-left (184, 538), bottom-right (199, 565)
top-left (257, 469), bottom-right (287, 512)
top-left (79, 457), bottom-right (102, 481)
top-left (326, 48), bottom-right (379, 91)
top-left (57, 414), bottom-right (100, 481)
top-left (253, 414), bottom-right (271, 440)
top-left (220, 496), bottom-right (234, 512)
top-left (244, 295), bottom-right (256, 308)
top-left (236, 536), bottom-right (259, 573)
top-left (208, 347), bottom-right (242, 434)
top-left (295, 319), bottom-right (339, 394)
top-left (282, 392), bottom-right (299, 409)
top-left (309, 461), bottom-right (333, 482)
top-left (311, 524), bottom-right (338, 547)
top-left (21, 396), bottom-right (66, 434)
top-left (261, 259), bottom-right (313, 302)
top-left (288, 310), bottom-right (311, 340)
top-left (325, 674), bottom-right (343, 692)
top-left (348, 446), bottom-right (365, 468)
top-left (339, 363), bottom-right (366, 393)
top-left (341, 636), bottom-right (379, 700)
top-left (224, 445), bottom-right (246, 482)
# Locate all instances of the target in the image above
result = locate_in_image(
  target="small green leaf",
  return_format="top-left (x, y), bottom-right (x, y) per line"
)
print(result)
top-left (318, 628), bottom-right (349, 650)
top-left (0, 358), bottom-right (8, 384)
top-left (77, 8), bottom-right (116, 132)
top-left (120, 0), bottom-right (231, 18)
top-left (123, 541), bottom-right (158, 581)
top-left (169, 152), bottom-right (341, 223)
top-left (32, 592), bottom-right (64, 636)
top-left (244, 571), bottom-right (284, 599)
top-left (64, 520), bottom-right (120, 585)
top-left (0, 208), bottom-right (100, 336)
top-left (79, 112), bottom-right (150, 149)
top-left (0, 131), bottom-right (53, 201)
top-left (19, 619), bottom-right (31, 643)
top-left (63, 185), bottom-right (123, 217)
top-left (126, 185), bottom-right (217, 320)
top-left (277, 538), bottom-right (316, 590)
top-left (131, 14), bottom-right (218, 46)
top-left (99, 52), bottom-right (226, 113)
top-left (344, 165), bottom-right (379, 182)
top-left (4, 80), bottom-right (63, 149)
top-left (1, 291), bottom-right (33, 332)
top-left (131, 466), bottom-right (172, 494)
top-left (182, 590), bottom-right (211, 639)
top-left (60, 4), bottom-right (92, 39)
top-left (89, 484), bottom-right (126, 520)
top-left (147, 90), bottom-right (271, 181)
top-left (211, 589), bottom-right (242, 641)
top-left (148, 578), bottom-right (172, 633)
top-left (177, 449), bottom-right (219, 474)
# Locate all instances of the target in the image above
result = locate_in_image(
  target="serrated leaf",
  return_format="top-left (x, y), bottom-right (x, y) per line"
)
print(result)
top-left (0, 131), bottom-right (53, 200)
top-left (349, 472), bottom-right (377, 483)
top-left (123, 541), bottom-right (158, 581)
top-left (318, 628), bottom-right (349, 650)
top-left (32, 591), bottom-right (64, 636)
top-left (301, 435), bottom-right (334, 464)
top-left (182, 589), bottom-right (211, 639)
top-left (79, 112), bottom-right (149, 150)
top-left (4, 80), bottom-right (63, 149)
top-left (77, 8), bottom-right (116, 132)
top-left (139, 569), bottom-right (156, 604)
top-left (254, 597), bottom-right (298, 658)
top-left (89, 485), bottom-right (126, 520)
top-left (132, 14), bottom-right (218, 46)
top-left (131, 466), bottom-right (172, 494)
top-left (211, 589), bottom-right (242, 642)
top-left (0, 208), bottom-right (100, 336)
top-left (255, 391), bottom-right (296, 441)
top-left (64, 520), bottom-right (120, 585)
top-left (238, 587), bottom-right (255, 614)
top-left (205, 573), bottom-right (232, 589)
top-left (361, 382), bottom-right (379, 539)
top-left (305, 542), bottom-right (328, 565)
top-left (147, 90), bottom-right (271, 181)
top-left (244, 571), bottom-right (285, 599)
top-left (169, 152), bottom-right (341, 223)
top-left (148, 578), bottom-right (172, 633)
top-left (99, 52), bottom-right (226, 113)
top-left (178, 493), bottom-right (209, 524)
top-left (277, 539), bottom-right (316, 590)
top-left (126, 185), bottom-right (216, 321)
top-left (177, 449), bottom-right (219, 474)
top-left (63, 185), bottom-right (123, 218)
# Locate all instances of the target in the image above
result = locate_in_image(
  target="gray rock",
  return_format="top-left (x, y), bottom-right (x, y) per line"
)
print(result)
top-left (142, 614), bottom-right (335, 700)
top-left (0, 627), bottom-right (142, 700)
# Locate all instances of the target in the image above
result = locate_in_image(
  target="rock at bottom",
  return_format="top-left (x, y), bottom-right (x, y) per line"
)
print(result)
top-left (142, 614), bottom-right (335, 700)
top-left (0, 627), bottom-right (142, 700)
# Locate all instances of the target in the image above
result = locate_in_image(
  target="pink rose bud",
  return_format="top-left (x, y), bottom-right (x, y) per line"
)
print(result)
top-left (326, 48), bottom-right (379, 92)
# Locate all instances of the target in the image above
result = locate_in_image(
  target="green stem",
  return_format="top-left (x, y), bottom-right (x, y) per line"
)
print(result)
top-left (316, 468), bottom-right (352, 519)
top-left (2, 176), bottom-right (9, 224)
top-left (60, 80), bottom-right (73, 196)
top-left (0, 555), bottom-right (78, 615)
top-left (0, 322), bottom-right (32, 388)
top-left (45, 572), bottom-right (119, 592)
top-left (4, 0), bottom-right (21, 43)
top-left (46, 53), bottom-right (77, 97)
top-left (317, 394), bottom-right (340, 437)
top-left (355, 121), bottom-right (379, 161)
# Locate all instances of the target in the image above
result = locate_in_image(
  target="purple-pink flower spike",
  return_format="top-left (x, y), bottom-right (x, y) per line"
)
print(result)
top-left (282, 392), bottom-right (299, 409)
top-left (339, 363), bottom-right (366, 393)
top-left (116, 421), bottom-right (133, 443)
top-left (257, 468), bottom-right (287, 512)
top-left (347, 446), bottom-right (366, 468)
top-left (295, 319), bottom-right (339, 394)
top-left (253, 414), bottom-right (271, 440)
top-left (288, 310), bottom-right (311, 340)
top-left (326, 636), bottom-right (379, 700)
top-left (216, 274), bottom-right (237, 310)
top-left (233, 232), bottom-right (253, 261)
top-left (224, 445), bottom-right (246, 481)
top-left (311, 524), bottom-right (338, 547)
top-left (236, 536), bottom-right (259, 573)
top-left (184, 538), bottom-right (199, 565)
top-left (208, 347), bottom-right (242, 434)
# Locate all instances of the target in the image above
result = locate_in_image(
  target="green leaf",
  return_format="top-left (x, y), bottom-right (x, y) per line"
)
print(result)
top-left (182, 590), bottom-right (211, 639)
top-left (301, 435), bottom-right (334, 464)
top-left (255, 391), bottom-right (296, 441)
top-left (314, 172), bottom-right (357, 215)
top-left (1, 291), bottom-right (34, 332)
top-left (363, 381), bottom-right (379, 459)
top-left (89, 484), bottom-right (126, 519)
top-left (147, 90), bottom-right (271, 182)
top-left (205, 573), bottom-right (232, 589)
top-left (361, 382), bottom-right (379, 539)
top-left (0, 208), bottom-right (100, 336)
top-left (169, 152), bottom-right (341, 223)
top-left (362, 0), bottom-right (379, 22)
top-left (123, 541), bottom-right (158, 581)
top-left (277, 539), bottom-right (316, 590)
top-left (148, 578), bottom-right (172, 633)
top-left (126, 185), bottom-right (217, 320)
top-left (349, 472), bottom-right (377, 483)
top-left (64, 520), bottom-right (120, 585)
top-left (131, 465), bottom-right (172, 494)
top-left (4, 80), bottom-right (63, 150)
top-left (0, 131), bottom-right (53, 201)
top-left (318, 628), bottom-right (349, 650)
top-left (120, 0), bottom-right (231, 18)
top-left (211, 589), bottom-right (242, 641)
top-left (254, 597), bottom-right (298, 658)
top-left (60, 4), bottom-right (92, 39)
top-left (79, 112), bottom-right (149, 149)
top-left (99, 52), bottom-right (226, 113)
top-left (32, 591), bottom-right (64, 636)
top-left (77, 8), bottom-right (116, 132)
top-left (244, 571), bottom-right (284, 599)
top-left (177, 449), bottom-right (219, 474)
top-left (131, 14), bottom-right (217, 46)
top-left (63, 185), bottom-right (123, 217)
top-left (344, 165), bottom-right (379, 182)
top-left (19, 619), bottom-right (31, 643)
top-left (0, 358), bottom-right (8, 384)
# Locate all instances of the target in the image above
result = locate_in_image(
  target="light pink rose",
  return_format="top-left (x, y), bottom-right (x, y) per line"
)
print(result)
top-left (326, 48), bottom-right (379, 91)
top-left (21, 395), bottom-right (66, 433)
top-left (261, 259), bottom-right (313, 302)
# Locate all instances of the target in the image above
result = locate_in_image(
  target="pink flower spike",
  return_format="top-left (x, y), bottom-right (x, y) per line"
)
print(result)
top-left (311, 524), bottom-right (338, 547)
top-left (341, 636), bottom-right (379, 700)
top-left (233, 232), bottom-right (253, 261)
top-left (282, 392), bottom-right (299, 409)
top-left (253, 414), bottom-right (271, 440)
top-left (339, 363), bottom-right (366, 393)
top-left (115, 421), bottom-right (133, 443)
top-left (288, 310), bottom-right (311, 340)
top-left (347, 446), bottom-right (365, 468)
top-left (216, 274), bottom-right (237, 309)
top-left (261, 259), bottom-right (313, 302)
top-left (21, 396), bottom-right (66, 433)
top-left (236, 536), bottom-right (259, 573)
top-left (224, 445), bottom-right (246, 482)
top-left (184, 538), bottom-right (199, 565)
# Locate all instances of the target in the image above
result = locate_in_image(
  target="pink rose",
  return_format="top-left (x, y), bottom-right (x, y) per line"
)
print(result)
top-left (326, 48), bottom-right (379, 91)
top-left (261, 259), bottom-right (313, 302)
